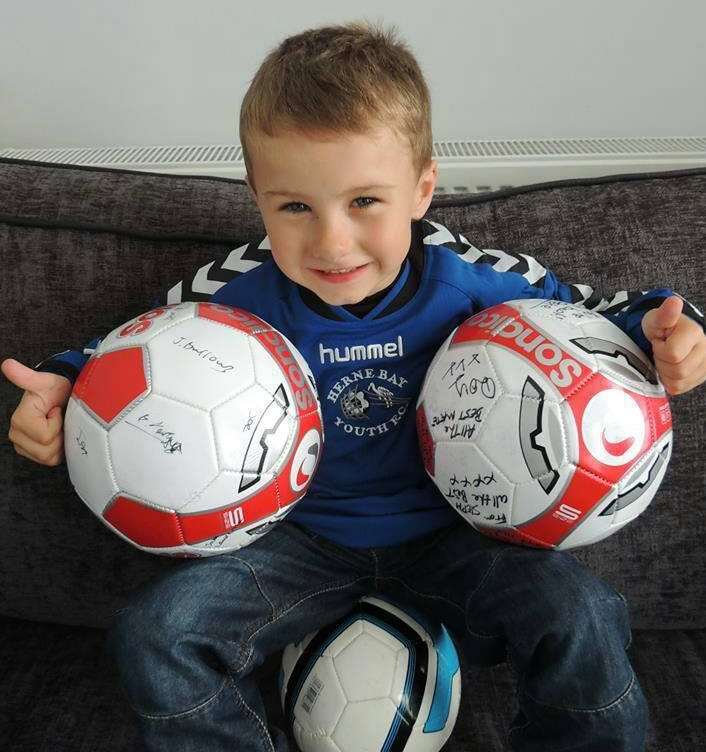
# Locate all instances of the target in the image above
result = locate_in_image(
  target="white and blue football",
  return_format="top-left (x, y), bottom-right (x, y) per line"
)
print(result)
top-left (280, 596), bottom-right (461, 752)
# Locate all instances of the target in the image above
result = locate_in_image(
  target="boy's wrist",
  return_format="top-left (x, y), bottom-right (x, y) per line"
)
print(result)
top-left (34, 360), bottom-right (78, 385)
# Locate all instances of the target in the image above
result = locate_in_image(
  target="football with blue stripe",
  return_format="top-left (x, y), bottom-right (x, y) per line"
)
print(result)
top-left (280, 596), bottom-right (461, 752)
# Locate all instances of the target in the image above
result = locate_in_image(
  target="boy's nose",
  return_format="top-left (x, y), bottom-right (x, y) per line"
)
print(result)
top-left (310, 217), bottom-right (354, 262)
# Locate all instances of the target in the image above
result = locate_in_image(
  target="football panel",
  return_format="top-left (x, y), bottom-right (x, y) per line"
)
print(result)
top-left (487, 323), bottom-right (594, 398)
top-left (291, 655), bottom-right (346, 737)
top-left (415, 669), bottom-right (462, 751)
top-left (101, 476), bottom-right (295, 555)
top-left (417, 625), bottom-right (461, 741)
top-left (433, 440), bottom-right (516, 531)
top-left (250, 329), bottom-right (321, 419)
top-left (557, 503), bottom-right (621, 549)
top-left (97, 303), bottom-right (197, 353)
top-left (509, 469), bottom-right (577, 526)
top-left (291, 729), bottom-right (341, 752)
top-left (64, 397), bottom-right (119, 516)
top-left (108, 393), bottom-right (218, 509)
top-left (571, 311), bottom-right (662, 394)
top-left (513, 464), bottom-right (614, 549)
top-left (393, 647), bottom-right (414, 708)
top-left (567, 375), bottom-right (656, 483)
top-left (178, 472), bottom-right (285, 544)
top-left (325, 621), bottom-right (364, 656)
top-left (477, 393), bottom-right (568, 486)
top-left (212, 382), bottom-right (297, 475)
top-left (72, 347), bottom-right (149, 425)
top-left (178, 468), bottom-right (272, 515)
top-left (102, 494), bottom-right (185, 550)
top-left (359, 597), bottom-right (428, 640)
top-left (506, 297), bottom-right (603, 370)
top-left (332, 698), bottom-right (398, 752)
top-left (148, 317), bottom-right (256, 410)
top-left (453, 301), bottom-right (597, 395)
top-left (485, 345), bottom-right (565, 403)
top-left (361, 617), bottom-right (413, 653)
top-left (418, 340), bottom-right (501, 445)
top-left (182, 512), bottom-right (292, 556)
top-left (333, 630), bottom-right (401, 701)
top-left (610, 435), bottom-right (672, 527)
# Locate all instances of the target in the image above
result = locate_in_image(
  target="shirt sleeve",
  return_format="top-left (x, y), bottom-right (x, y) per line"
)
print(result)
top-left (441, 240), bottom-right (704, 360)
top-left (422, 220), bottom-right (705, 349)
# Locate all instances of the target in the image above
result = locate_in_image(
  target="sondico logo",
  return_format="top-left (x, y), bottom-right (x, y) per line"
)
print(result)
top-left (581, 390), bottom-right (645, 466)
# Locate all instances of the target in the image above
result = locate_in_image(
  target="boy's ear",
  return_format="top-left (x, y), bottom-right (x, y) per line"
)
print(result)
top-left (412, 160), bottom-right (438, 220)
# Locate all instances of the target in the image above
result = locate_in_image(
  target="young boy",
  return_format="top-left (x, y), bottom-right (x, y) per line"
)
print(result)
top-left (3, 21), bottom-right (706, 752)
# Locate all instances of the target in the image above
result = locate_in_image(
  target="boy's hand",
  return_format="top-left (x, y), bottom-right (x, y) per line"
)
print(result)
top-left (1, 358), bottom-right (73, 466)
top-left (641, 296), bottom-right (706, 395)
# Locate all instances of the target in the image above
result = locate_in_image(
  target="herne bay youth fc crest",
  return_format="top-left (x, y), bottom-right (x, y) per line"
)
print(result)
top-left (319, 337), bottom-right (412, 437)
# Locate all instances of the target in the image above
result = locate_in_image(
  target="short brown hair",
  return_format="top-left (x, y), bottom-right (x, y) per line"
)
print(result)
top-left (239, 21), bottom-right (433, 188)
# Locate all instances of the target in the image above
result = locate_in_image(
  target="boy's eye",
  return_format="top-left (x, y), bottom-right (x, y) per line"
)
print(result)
top-left (281, 202), bottom-right (309, 213)
top-left (352, 196), bottom-right (378, 209)
top-left (279, 197), bottom-right (379, 213)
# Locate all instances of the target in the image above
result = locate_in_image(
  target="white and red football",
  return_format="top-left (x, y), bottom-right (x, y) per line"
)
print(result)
top-left (416, 299), bottom-right (672, 550)
top-left (64, 302), bottom-right (323, 557)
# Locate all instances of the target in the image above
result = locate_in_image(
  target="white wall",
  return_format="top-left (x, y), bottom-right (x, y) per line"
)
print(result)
top-left (1, 0), bottom-right (704, 150)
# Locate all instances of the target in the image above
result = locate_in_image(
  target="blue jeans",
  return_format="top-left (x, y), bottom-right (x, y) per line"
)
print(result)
top-left (106, 520), bottom-right (647, 752)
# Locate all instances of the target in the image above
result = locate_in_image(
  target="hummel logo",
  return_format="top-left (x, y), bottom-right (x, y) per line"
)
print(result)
top-left (319, 336), bottom-right (404, 365)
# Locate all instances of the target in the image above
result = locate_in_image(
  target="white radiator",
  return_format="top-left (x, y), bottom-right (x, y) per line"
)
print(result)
top-left (2, 137), bottom-right (705, 194)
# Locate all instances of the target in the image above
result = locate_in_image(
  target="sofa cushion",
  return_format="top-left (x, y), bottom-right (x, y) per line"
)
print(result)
top-left (1, 616), bottom-right (703, 751)
top-left (0, 158), bottom-right (704, 630)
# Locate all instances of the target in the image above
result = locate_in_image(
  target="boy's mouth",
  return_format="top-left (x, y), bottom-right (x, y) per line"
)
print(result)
top-left (312, 264), bottom-right (369, 283)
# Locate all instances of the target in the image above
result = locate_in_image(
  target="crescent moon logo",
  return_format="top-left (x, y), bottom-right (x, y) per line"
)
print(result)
top-left (601, 430), bottom-right (635, 457)
top-left (581, 390), bottom-right (645, 467)
top-left (290, 429), bottom-right (322, 493)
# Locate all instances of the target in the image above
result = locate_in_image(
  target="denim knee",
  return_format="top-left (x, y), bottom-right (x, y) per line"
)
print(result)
top-left (511, 672), bottom-right (648, 752)
top-left (498, 552), bottom-right (635, 711)
top-left (106, 579), bottom-right (248, 718)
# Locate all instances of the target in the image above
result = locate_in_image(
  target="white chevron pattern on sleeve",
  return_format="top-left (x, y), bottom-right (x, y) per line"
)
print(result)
top-left (421, 219), bottom-right (614, 311)
top-left (426, 220), bottom-right (703, 324)
top-left (421, 220), bottom-right (459, 247)
top-left (455, 244), bottom-right (484, 263)
top-left (195, 262), bottom-right (223, 297)
top-left (166, 280), bottom-right (183, 304)
top-left (223, 236), bottom-right (271, 273)
top-left (161, 236), bottom-right (271, 304)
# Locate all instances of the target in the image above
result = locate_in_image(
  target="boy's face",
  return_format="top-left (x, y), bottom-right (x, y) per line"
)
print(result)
top-left (248, 126), bottom-right (437, 306)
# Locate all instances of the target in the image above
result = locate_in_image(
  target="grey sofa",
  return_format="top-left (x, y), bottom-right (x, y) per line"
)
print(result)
top-left (1, 157), bottom-right (704, 751)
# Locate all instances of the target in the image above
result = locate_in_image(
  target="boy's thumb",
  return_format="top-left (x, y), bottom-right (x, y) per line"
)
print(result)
top-left (1, 358), bottom-right (55, 396)
top-left (642, 296), bottom-right (684, 343)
